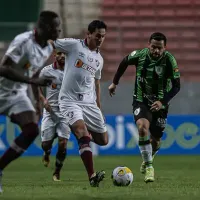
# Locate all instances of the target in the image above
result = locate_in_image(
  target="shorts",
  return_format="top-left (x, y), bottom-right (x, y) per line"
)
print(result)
top-left (0, 91), bottom-right (35, 116)
top-left (41, 111), bottom-right (70, 142)
top-left (59, 102), bottom-right (107, 134)
top-left (132, 100), bottom-right (168, 139)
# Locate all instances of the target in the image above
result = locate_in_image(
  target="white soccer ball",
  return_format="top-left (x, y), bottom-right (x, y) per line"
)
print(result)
top-left (111, 166), bottom-right (134, 186)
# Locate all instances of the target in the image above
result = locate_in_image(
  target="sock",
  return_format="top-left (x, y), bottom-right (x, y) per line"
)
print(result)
top-left (152, 144), bottom-right (160, 158)
top-left (0, 123), bottom-right (39, 170)
top-left (139, 136), bottom-right (153, 168)
top-left (78, 136), bottom-right (94, 179)
top-left (54, 148), bottom-right (66, 174)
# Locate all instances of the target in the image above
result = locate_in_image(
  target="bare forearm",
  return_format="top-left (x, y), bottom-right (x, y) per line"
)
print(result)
top-left (32, 85), bottom-right (40, 102)
top-left (0, 66), bottom-right (33, 84)
top-left (95, 81), bottom-right (101, 109)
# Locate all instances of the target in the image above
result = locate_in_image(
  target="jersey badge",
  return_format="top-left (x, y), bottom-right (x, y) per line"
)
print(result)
top-left (155, 66), bottom-right (163, 75)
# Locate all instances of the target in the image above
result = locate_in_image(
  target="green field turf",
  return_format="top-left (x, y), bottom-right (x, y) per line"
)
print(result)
top-left (0, 155), bottom-right (200, 200)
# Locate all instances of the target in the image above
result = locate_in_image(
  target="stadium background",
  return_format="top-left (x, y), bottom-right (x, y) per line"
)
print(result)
top-left (0, 0), bottom-right (200, 156)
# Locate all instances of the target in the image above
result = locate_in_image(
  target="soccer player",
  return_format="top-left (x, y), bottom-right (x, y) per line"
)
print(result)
top-left (0, 11), bottom-right (61, 192)
top-left (39, 51), bottom-right (70, 181)
top-left (52, 20), bottom-right (108, 187)
top-left (108, 32), bottom-right (180, 183)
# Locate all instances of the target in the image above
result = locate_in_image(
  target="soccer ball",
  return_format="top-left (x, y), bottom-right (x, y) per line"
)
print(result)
top-left (111, 166), bottom-right (133, 186)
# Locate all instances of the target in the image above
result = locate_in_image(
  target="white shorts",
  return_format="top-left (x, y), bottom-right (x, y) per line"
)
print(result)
top-left (0, 91), bottom-right (35, 116)
top-left (41, 111), bottom-right (70, 142)
top-left (60, 102), bottom-right (107, 134)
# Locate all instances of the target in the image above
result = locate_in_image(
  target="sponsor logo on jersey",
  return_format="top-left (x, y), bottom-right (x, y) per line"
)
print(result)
top-left (51, 83), bottom-right (57, 89)
top-left (23, 62), bottom-right (31, 69)
top-left (74, 59), bottom-right (96, 75)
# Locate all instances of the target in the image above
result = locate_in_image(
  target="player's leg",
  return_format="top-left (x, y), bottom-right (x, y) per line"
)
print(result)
top-left (53, 121), bottom-right (70, 181)
top-left (133, 102), bottom-right (154, 183)
top-left (149, 111), bottom-right (167, 160)
top-left (83, 105), bottom-right (108, 146)
top-left (0, 111), bottom-right (38, 170)
top-left (150, 135), bottom-right (161, 160)
top-left (0, 97), bottom-right (37, 192)
top-left (53, 137), bottom-right (67, 181)
top-left (61, 103), bottom-right (105, 187)
top-left (41, 115), bottom-right (56, 167)
top-left (41, 130), bottom-right (55, 167)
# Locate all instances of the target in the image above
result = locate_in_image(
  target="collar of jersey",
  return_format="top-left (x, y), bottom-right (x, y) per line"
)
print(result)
top-left (83, 39), bottom-right (99, 53)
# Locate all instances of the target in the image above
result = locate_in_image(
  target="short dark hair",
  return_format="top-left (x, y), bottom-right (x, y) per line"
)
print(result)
top-left (149, 32), bottom-right (167, 45)
top-left (88, 20), bottom-right (107, 34)
top-left (38, 10), bottom-right (59, 27)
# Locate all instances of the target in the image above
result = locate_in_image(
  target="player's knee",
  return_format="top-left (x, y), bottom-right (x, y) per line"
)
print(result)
top-left (42, 141), bottom-right (52, 151)
top-left (137, 120), bottom-right (149, 136)
top-left (138, 125), bottom-right (148, 136)
top-left (101, 133), bottom-right (109, 146)
top-left (58, 138), bottom-right (67, 150)
top-left (74, 127), bottom-right (89, 138)
top-left (78, 136), bottom-right (91, 150)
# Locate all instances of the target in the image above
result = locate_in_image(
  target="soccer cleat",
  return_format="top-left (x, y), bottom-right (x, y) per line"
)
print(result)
top-left (53, 173), bottom-right (61, 182)
top-left (89, 170), bottom-right (105, 187)
top-left (144, 167), bottom-right (155, 183)
top-left (0, 170), bottom-right (3, 194)
top-left (140, 161), bottom-right (146, 174)
top-left (42, 153), bottom-right (50, 167)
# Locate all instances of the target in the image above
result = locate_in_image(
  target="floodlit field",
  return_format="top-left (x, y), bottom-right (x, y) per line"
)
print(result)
top-left (1, 156), bottom-right (200, 200)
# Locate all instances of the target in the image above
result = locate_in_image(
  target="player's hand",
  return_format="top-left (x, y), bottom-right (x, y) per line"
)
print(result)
top-left (43, 99), bottom-right (52, 113)
top-left (108, 83), bottom-right (117, 97)
top-left (30, 77), bottom-right (53, 86)
top-left (150, 101), bottom-right (163, 112)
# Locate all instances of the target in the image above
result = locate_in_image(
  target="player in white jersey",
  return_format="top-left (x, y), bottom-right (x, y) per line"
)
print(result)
top-left (53, 20), bottom-right (108, 187)
top-left (39, 51), bottom-right (70, 181)
top-left (0, 11), bottom-right (61, 193)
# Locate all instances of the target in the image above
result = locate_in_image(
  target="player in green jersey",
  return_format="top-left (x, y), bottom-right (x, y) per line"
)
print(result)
top-left (108, 32), bottom-right (180, 183)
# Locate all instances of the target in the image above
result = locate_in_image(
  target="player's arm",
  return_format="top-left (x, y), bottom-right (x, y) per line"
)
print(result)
top-left (160, 55), bottom-right (181, 106)
top-left (108, 50), bottom-right (139, 96)
top-left (0, 38), bottom-right (52, 86)
top-left (38, 69), bottom-right (52, 113)
top-left (95, 79), bottom-right (101, 109)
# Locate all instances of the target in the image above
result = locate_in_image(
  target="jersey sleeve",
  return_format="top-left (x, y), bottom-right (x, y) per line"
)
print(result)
top-left (127, 50), bottom-right (140, 65)
top-left (54, 38), bottom-right (78, 53)
top-left (39, 66), bottom-right (52, 78)
top-left (5, 35), bottom-right (26, 64)
top-left (95, 59), bottom-right (103, 80)
top-left (167, 54), bottom-right (180, 79)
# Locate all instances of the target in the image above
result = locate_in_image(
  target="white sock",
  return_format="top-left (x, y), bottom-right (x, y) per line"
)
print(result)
top-left (139, 143), bottom-right (153, 168)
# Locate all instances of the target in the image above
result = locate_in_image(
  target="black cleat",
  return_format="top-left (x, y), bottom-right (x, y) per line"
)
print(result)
top-left (89, 170), bottom-right (105, 187)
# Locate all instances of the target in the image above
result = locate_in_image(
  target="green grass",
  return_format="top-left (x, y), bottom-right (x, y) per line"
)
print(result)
top-left (0, 156), bottom-right (200, 200)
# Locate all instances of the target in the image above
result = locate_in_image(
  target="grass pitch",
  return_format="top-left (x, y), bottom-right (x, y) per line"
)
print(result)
top-left (0, 155), bottom-right (200, 200)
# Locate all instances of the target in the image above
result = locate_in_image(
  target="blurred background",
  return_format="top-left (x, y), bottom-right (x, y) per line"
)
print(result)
top-left (0, 0), bottom-right (200, 156)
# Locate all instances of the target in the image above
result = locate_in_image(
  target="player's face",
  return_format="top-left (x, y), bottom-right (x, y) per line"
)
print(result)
top-left (55, 52), bottom-right (65, 66)
top-left (46, 17), bottom-right (61, 40)
top-left (89, 28), bottom-right (106, 49)
top-left (149, 39), bottom-right (166, 59)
